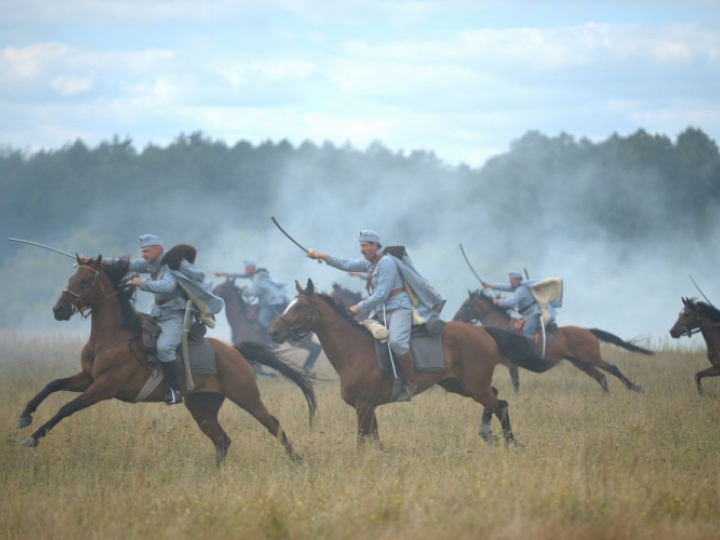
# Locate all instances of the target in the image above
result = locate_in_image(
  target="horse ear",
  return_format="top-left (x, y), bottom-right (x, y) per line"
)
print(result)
top-left (295, 280), bottom-right (303, 294)
top-left (306, 279), bottom-right (315, 295)
top-left (468, 289), bottom-right (472, 297)
top-left (94, 255), bottom-right (103, 267)
top-left (76, 253), bottom-right (82, 264)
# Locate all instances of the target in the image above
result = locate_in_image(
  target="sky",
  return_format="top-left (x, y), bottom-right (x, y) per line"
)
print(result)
top-left (1, 0), bottom-right (719, 165)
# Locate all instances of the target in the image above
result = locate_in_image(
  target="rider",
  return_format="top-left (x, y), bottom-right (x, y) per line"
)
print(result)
top-left (482, 272), bottom-right (543, 341)
top-left (307, 230), bottom-right (445, 402)
top-left (216, 261), bottom-right (291, 335)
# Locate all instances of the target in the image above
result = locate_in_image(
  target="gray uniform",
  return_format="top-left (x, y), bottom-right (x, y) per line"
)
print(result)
top-left (327, 251), bottom-right (413, 356)
top-left (491, 282), bottom-right (542, 340)
top-left (110, 254), bottom-right (186, 363)
top-left (242, 269), bottom-right (291, 330)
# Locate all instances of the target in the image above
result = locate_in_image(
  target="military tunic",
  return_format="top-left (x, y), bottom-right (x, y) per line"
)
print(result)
top-left (241, 269), bottom-right (292, 330)
top-left (490, 282), bottom-right (543, 340)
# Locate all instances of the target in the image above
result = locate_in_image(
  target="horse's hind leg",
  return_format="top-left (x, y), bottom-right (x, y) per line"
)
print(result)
top-left (223, 381), bottom-right (299, 462)
top-left (576, 350), bottom-right (643, 393)
top-left (17, 372), bottom-right (91, 429)
top-left (695, 365), bottom-right (720, 394)
top-left (565, 356), bottom-right (609, 393)
top-left (356, 402), bottom-right (381, 448)
top-left (508, 365), bottom-right (520, 392)
top-left (474, 387), bottom-right (517, 448)
top-left (185, 393), bottom-right (231, 465)
top-left (479, 388), bottom-right (499, 444)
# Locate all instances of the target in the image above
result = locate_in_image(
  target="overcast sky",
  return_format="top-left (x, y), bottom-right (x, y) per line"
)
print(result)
top-left (1, 0), bottom-right (719, 165)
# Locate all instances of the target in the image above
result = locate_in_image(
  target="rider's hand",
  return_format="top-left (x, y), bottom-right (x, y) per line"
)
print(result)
top-left (492, 298), bottom-right (500, 305)
top-left (481, 281), bottom-right (491, 289)
top-left (131, 276), bottom-right (143, 287)
top-left (306, 249), bottom-right (327, 261)
top-left (214, 272), bottom-right (226, 277)
top-left (348, 305), bottom-right (360, 315)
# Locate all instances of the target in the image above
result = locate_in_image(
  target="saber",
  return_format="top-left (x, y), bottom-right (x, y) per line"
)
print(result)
top-left (182, 300), bottom-right (196, 391)
top-left (271, 217), bottom-right (322, 264)
top-left (690, 275), bottom-right (715, 307)
top-left (459, 243), bottom-right (485, 284)
top-left (540, 317), bottom-right (547, 358)
top-left (8, 238), bottom-right (75, 260)
top-left (524, 267), bottom-right (530, 280)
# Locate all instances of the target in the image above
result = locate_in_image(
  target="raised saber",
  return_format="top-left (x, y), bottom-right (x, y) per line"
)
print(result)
top-left (459, 243), bottom-right (485, 285)
top-left (8, 238), bottom-right (75, 260)
top-left (690, 275), bottom-right (715, 307)
top-left (271, 217), bottom-right (322, 264)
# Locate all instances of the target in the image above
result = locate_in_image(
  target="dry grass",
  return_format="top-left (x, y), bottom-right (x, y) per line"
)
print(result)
top-left (1, 335), bottom-right (720, 540)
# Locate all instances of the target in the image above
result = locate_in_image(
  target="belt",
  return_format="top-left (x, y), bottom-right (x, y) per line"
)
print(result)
top-left (388, 287), bottom-right (406, 298)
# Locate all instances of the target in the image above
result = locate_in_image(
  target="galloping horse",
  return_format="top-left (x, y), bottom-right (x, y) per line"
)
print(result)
top-left (454, 290), bottom-right (653, 393)
top-left (269, 279), bottom-right (558, 447)
top-left (16, 257), bottom-right (316, 464)
top-left (669, 297), bottom-right (720, 393)
top-left (213, 278), bottom-right (322, 373)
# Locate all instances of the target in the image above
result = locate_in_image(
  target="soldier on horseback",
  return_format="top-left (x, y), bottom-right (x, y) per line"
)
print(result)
top-left (307, 230), bottom-right (445, 402)
top-left (216, 261), bottom-right (291, 337)
top-left (482, 272), bottom-right (551, 341)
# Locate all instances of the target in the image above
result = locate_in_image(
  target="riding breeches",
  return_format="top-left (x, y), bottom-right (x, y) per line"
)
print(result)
top-left (375, 307), bottom-right (413, 356)
top-left (155, 310), bottom-right (184, 363)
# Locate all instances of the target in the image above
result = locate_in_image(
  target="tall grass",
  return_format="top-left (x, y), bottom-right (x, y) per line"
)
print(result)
top-left (1, 336), bottom-right (719, 539)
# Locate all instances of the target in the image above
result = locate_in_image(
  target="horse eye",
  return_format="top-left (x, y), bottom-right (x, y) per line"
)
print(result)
top-left (294, 305), bottom-right (304, 311)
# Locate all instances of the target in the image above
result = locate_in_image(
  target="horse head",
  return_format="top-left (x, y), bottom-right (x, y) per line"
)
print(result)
top-left (53, 255), bottom-right (121, 320)
top-left (670, 297), bottom-right (701, 338)
top-left (269, 279), bottom-right (319, 343)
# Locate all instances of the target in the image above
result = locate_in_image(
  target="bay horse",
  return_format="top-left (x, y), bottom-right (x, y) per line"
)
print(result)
top-left (454, 290), bottom-right (653, 393)
top-left (268, 279), bottom-right (558, 447)
top-left (16, 256), bottom-right (316, 464)
top-left (213, 278), bottom-right (322, 373)
top-left (669, 297), bottom-right (720, 393)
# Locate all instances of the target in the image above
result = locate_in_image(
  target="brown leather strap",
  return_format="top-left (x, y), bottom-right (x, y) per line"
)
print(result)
top-left (365, 255), bottom-right (385, 293)
top-left (388, 287), bottom-right (405, 298)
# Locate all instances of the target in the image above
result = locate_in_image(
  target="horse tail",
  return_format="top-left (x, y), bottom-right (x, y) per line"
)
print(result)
top-left (235, 342), bottom-right (317, 425)
top-left (588, 329), bottom-right (655, 355)
top-left (483, 327), bottom-right (559, 373)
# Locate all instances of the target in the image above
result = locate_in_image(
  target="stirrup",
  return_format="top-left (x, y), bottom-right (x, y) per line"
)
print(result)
top-left (396, 383), bottom-right (417, 403)
top-left (164, 387), bottom-right (184, 406)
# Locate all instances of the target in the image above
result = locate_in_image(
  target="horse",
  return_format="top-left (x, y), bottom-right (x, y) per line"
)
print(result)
top-left (454, 289), bottom-right (653, 393)
top-left (268, 279), bottom-right (558, 448)
top-left (669, 297), bottom-right (720, 393)
top-left (16, 256), bottom-right (316, 464)
top-left (329, 283), bottom-right (364, 320)
top-left (213, 278), bottom-right (322, 374)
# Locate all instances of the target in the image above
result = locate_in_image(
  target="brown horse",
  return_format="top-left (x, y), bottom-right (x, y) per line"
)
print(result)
top-left (454, 290), bottom-right (653, 393)
top-left (268, 279), bottom-right (558, 447)
top-left (669, 297), bottom-right (720, 393)
top-left (16, 256), bottom-right (316, 464)
top-left (213, 278), bottom-right (322, 373)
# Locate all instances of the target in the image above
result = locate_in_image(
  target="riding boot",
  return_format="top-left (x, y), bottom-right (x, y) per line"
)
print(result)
top-left (395, 351), bottom-right (418, 402)
top-left (160, 361), bottom-right (184, 405)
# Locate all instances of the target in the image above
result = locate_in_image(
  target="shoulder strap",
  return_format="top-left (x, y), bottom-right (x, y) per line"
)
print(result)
top-left (365, 255), bottom-right (385, 294)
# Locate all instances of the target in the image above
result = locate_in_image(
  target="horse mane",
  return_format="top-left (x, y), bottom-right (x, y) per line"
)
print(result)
top-left (318, 293), bottom-right (371, 334)
top-left (90, 256), bottom-right (139, 330)
top-left (697, 301), bottom-right (720, 323)
top-left (331, 283), bottom-right (363, 303)
top-left (470, 289), bottom-right (510, 318)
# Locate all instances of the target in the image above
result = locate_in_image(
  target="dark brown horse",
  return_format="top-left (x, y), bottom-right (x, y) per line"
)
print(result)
top-left (16, 256), bottom-right (316, 464)
top-left (213, 278), bottom-right (322, 373)
top-left (454, 290), bottom-right (653, 393)
top-left (269, 279), bottom-right (558, 447)
top-left (669, 297), bottom-right (720, 393)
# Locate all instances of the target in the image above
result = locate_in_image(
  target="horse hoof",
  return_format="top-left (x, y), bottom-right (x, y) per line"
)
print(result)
top-left (20, 437), bottom-right (38, 448)
top-left (633, 385), bottom-right (645, 394)
top-left (506, 440), bottom-right (525, 452)
top-left (16, 417), bottom-right (32, 429)
top-left (480, 431), bottom-right (499, 446)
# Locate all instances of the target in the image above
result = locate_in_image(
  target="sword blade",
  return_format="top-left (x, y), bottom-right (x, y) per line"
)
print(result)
top-left (271, 217), bottom-right (322, 264)
top-left (7, 238), bottom-right (76, 260)
top-left (459, 243), bottom-right (485, 284)
top-left (690, 275), bottom-right (715, 307)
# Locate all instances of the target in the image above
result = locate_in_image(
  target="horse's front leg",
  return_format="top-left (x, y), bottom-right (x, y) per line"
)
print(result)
top-left (695, 365), bottom-right (720, 395)
top-left (17, 372), bottom-right (91, 428)
top-left (21, 375), bottom-right (119, 448)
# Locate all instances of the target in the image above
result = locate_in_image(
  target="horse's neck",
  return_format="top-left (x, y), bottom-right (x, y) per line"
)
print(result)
top-left (700, 315), bottom-right (720, 353)
top-left (223, 292), bottom-right (260, 343)
top-left (314, 302), bottom-right (375, 376)
top-left (88, 291), bottom-right (130, 347)
top-left (478, 300), bottom-right (512, 327)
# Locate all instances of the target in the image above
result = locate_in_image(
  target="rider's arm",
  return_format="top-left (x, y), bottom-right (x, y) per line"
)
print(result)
top-left (356, 258), bottom-right (397, 312)
top-left (139, 269), bottom-right (178, 294)
top-left (497, 287), bottom-right (524, 309)
top-left (242, 273), bottom-right (266, 300)
top-left (104, 257), bottom-right (149, 273)
top-left (325, 255), bottom-right (371, 273)
top-left (489, 283), bottom-right (514, 292)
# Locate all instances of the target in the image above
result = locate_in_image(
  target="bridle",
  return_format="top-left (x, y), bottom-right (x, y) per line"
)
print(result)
top-left (677, 306), bottom-right (720, 338)
top-left (62, 265), bottom-right (123, 319)
top-left (277, 294), bottom-right (319, 342)
top-left (460, 294), bottom-right (497, 324)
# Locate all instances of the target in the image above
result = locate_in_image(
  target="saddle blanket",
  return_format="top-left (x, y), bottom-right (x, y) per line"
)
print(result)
top-left (373, 326), bottom-right (445, 372)
top-left (135, 339), bottom-right (217, 403)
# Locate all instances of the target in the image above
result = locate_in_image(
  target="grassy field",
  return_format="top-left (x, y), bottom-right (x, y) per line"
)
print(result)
top-left (1, 334), bottom-right (720, 540)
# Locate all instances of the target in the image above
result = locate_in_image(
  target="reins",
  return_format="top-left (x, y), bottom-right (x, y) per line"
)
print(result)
top-left (277, 294), bottom-right (345, 342)
top-left (62, 265), bottom-right (124, 319)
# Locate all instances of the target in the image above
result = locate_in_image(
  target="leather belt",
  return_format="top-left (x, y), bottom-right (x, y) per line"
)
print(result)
top-left (388, 287), bottom-right (406, 298)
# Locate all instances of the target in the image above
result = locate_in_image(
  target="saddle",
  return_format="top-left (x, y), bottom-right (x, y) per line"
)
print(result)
top-left (509, 318), bottom-right (558, 347)
top-left (138, 313), bottom-right (206, 355)
top-left (373, 319), bottom-right (446, 373)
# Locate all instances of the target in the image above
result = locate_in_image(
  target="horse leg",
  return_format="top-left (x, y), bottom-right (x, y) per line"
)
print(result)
top-left (356, 402), bottom-right (381, 448)
top-left (473, 387), bottom-right (517, 448)
top-left (695, 365), bottom-right (720, 395)
top-left (223, 383), bottom-right (299, 462)
top-left (21, 376), bottom-right (118, 448)
top-left (584, 354), bottom-right (643, 393)
top-left (565, 356), bottom-right (609, 393)
top-left (508, 365), bottom-right (520, 392)
top-left (17, 371), bottom-right (91, 428)
top-left (302, 342), bottom-right (322, 374)
top-left (440, 379), bottom-right (502, 445)
top-left (184, 393), bottom-right (231, 465)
